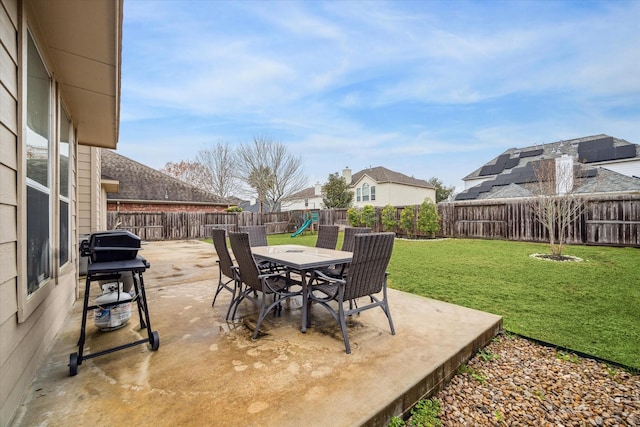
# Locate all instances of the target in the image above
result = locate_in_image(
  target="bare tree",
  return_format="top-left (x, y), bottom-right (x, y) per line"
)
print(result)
top-left (195, 142), bottom-right (241, 198)
top-left (160, 160), bottom-right (213, 192)
top-left (236, 136), bottom-right (308, 212)
top-left (530, 156), bottom-right (585, 258)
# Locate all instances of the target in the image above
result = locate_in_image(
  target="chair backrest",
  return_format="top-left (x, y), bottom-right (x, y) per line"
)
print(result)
top-left (228, 232), bottom-right (262, 290)
top-left (341, 227), bottom-right (371, 252)
top-left (315, 225), bottom-right (339, 250)
top-left (211, 228), bottom-right (234, 279)
top-left (238, 225), bottom-right (268, 247)
top-left (344, 232), bottom-right (395, 300)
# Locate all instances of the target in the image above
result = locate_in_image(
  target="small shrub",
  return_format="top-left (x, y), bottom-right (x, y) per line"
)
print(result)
top-left (400, 206), bottom-right (415, 237)
top-left (361, 205), bottom-right (376, 228)
top-left (225, 206), bottom-right (242, 212)
top-left (381, 204), bottom-right (398, 232)
top-left (417, 198), bottom-right (440, 238)
top-left (347, 207), bottom-right (361, 226)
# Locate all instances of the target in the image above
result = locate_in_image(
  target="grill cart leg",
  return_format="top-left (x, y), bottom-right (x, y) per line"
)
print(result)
top-left (132, 272), bottom-right (147, 329)
top-left (137, 272), bottom-right (159, 350)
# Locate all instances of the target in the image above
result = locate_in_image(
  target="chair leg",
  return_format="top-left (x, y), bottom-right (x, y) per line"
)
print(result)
top-left (212, 271), bottom-right (224, 307)
top-left (382, 286), bottom-right (396, 335)
top-left (253, 291), bottom-right (271, 340)
top-left (230, 282), bottom-right (247, 320)
top-left (224, 281), bottom-right (238, 320)
top-left (337, 301), bottom-right (351, 354)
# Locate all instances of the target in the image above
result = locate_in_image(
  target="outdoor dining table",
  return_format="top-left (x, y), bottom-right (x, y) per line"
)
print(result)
top-left (251, 244), bottom-right (352, 333)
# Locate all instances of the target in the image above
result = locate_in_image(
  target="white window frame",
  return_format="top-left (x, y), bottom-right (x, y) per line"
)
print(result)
top-left (58, 104), bottom-right (72, 269)
top-left (362, 183), bottom-right (370, 202)
top-left (18, 27), bottom-right (55, 321)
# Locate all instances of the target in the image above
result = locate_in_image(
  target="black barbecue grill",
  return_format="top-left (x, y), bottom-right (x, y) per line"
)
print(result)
top-left (80, 230), bottom-right (142, 263)
top-left (70, 230), bottom-right (159, 376)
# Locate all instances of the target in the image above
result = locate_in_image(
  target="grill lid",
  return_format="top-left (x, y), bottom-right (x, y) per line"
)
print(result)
top-left (81, 230), bottom-right (142, 262)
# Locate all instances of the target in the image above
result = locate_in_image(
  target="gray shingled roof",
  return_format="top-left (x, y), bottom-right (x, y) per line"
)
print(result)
top-left (463, 134), bottom-right (638, 181)
top-left (350, 166), bottom-right (434, 189)
top-left (101, 149), bottom-right (230, 205)
top-left (456, 135), bottom-right (640, 201)
top-left (287, 187), bottom-right (318, 200)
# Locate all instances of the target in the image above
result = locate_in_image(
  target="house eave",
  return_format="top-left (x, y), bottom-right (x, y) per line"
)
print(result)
top-left (29, 0), bottom-right (123, 149)
top-left (101, 179), bottom-right (119, 193)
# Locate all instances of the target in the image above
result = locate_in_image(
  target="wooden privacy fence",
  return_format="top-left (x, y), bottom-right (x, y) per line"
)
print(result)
top-left (107, 194), bottom-right (639, 247)
top-left (108, 211), bottom-right (296, 240)
top-left (438, 194), bottom-right (640, 247)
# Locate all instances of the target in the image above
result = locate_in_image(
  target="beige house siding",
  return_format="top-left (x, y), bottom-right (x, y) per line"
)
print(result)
top-left (0, 0), bottom-right (21, 422)
top-left (77, 145), bottom-right (105, 235)
top-left (1, 1), bottom-right (121, 424)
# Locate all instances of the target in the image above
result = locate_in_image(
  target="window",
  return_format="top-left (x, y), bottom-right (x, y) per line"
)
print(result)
top-left (26, 32), bottom-right (52, 294)
top-left (370, 185), bottom-right (376, 201)
top-left (362, 183), bottom-right (369, 202)
top-left (59, 107), bottom-right (71, 266)
top-left (356, 188), bottom-right (361, 202)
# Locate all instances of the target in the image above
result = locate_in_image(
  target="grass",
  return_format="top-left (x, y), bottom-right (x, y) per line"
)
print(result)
top-left (266, 232), bottom-right (640, 369)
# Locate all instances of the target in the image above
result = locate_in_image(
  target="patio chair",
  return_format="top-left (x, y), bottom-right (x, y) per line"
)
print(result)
top-left (228, 232), bottom-right (302, 339)
top-left (341, 226), bottom-right (371, 252)
top-left (308, 232), bottom-right (396, 354)
top-left (238, 225), bottom-right (279, 272)
top-left (238, 225), bottom-right (268, 247)
top-left (322, 226), bottom-right (372, 278)
top-left (211, 228), bottom-right (238, 320)
top-left (315, 225), bottom-right (339, 250)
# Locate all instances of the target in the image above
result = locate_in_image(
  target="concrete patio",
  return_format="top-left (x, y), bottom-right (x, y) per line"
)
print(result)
top-left (10, 240), bottom-right (502, 427)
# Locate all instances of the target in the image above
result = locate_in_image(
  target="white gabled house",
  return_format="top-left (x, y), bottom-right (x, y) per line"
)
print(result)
top-left (284, 167), bottom-right (436, 211)
top-left (281, 183), bottom-right (324, 211)
top-left (345, 166), bottom-right (436, 207)
top-left (0, 1), bottom-right (122, 424)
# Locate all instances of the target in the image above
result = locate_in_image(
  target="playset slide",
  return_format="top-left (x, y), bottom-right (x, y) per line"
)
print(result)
top-left (291, 219), bottom-right (312, 237)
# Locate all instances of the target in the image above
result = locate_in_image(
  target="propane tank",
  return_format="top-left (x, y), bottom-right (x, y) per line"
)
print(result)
top-left (94, 282), bottom-right (132, 331)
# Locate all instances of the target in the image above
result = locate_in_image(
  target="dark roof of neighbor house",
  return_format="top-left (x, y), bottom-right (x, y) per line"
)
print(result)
top-left (288, 187), bottom-right (319, 200)
top-left (350, 166), bottom-right (435, 189)
top-left (456, 135), bottom-right (640, 201)
top-left (101, 149), bottom-right (230, 205)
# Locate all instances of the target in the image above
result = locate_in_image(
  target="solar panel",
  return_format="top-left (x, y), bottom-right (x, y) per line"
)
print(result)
top-left (519, 149), bottom-right (543, 158)
top-left (575, 137), bottom-right (635, 163)
top-left (504, 158), bottom-right (520, 169)
top-left (615, 145), bottom-right (637, 159)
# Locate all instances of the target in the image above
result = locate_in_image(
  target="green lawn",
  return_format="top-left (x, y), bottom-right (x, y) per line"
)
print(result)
top-left (267, 232), bottom-right (640, 369)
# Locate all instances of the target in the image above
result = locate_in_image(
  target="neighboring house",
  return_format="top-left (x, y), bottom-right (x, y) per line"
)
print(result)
top-left (237, 199), bottom-right (281, 213)
top-left (282, 183), bottom-right (324, 211)
top-left (456, 135), bottom-right (640, 201)
top-left (1, 1), bottom-right (122, 424)
top-left (283, 167), bottom-right (436, 211)
top-left (345, 166), bottom-right (436, 207)
top-left (102, 149), bottom-right (232, 213)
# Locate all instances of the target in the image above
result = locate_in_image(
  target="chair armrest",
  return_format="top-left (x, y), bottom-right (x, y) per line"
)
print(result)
top-left (257, 271), bottom-right (287, 281)
top-left (312, 269), bottom-right (346, 285)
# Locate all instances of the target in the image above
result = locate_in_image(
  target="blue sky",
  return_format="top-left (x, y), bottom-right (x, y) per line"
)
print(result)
top-left (118, 0), bottom-right (640, 192)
